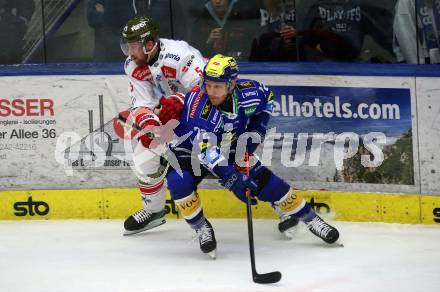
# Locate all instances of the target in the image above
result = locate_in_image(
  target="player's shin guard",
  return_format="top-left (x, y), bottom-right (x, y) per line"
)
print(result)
top-left (174, 191), bottom-right (204, 227)
top-left (123, 179), bottom-right (167, 235)
top-left (139, 179), bottom-right (167, 212)
top-left (273, 189), bottom-right (339, 244)
top-left (174, 192), bottom-right (216, 257)
top-left (273, 188), bottom-right (307, 218)
top-left (251, 169), bottom-right (300, 236)
top-left (270, 189), bottom-right (303, 237)
top-left (125, 141), bottom-right (168, 235)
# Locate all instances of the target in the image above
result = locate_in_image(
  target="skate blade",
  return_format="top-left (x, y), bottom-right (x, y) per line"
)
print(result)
top-left (327, 239), bottom-right (344, 248)
top-left (333, 240), bottom-right (344, 247)
top-left (207, 249), bottom-right (216, 260)
top-left (123, 218), bottom-right (166, 236)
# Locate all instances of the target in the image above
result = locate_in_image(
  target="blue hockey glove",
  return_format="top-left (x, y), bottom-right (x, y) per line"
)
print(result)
top-left (220, 171), bottom-right (259, 205)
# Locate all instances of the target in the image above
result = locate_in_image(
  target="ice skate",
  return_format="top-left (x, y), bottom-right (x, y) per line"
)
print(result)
top-left (195, 219), bottom-right (217, 259)
top-left (123, 209), bottom-right (166, 236)
top-left (306, 215), bottom-right (342, 246)
top-left (278, 215), bottom-right (300, 239)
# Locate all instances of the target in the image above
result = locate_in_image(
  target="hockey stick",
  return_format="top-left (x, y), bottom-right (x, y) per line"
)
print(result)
top-left (244, 152), bottom-right (282, 284)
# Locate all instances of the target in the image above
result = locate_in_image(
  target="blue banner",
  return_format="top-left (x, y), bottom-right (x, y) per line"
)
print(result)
top-left (264, 85), bottom-right (414, 185)
top-left (268, 86), bottom-right (411, 137)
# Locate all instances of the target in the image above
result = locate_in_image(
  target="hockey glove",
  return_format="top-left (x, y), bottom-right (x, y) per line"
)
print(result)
top-left (155, 93), bottom-right (184, 125)
top-left (132, 107), bottom-right (161, 148)
top-left (220, 170), bottom-right (258, 205)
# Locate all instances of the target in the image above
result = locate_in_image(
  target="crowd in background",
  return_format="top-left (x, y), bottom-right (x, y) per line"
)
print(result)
top-left (0, 0), bottom-right (35, 63)
top-left (1, 0), bottom-right (440, 65)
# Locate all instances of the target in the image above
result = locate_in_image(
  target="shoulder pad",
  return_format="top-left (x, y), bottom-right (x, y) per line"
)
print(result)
top-left (160, 65), bottom-right (177, 79)
top-left (236, 80), bottom-right (258, 91)
top-left (159, 39), bottom-right (196, 77)
top-left (159, 39), bottom-right (185, 64)
top-left (236, 79), bottom-right (261, 100)
top-left (184, 89), bottom-right (222, 132)
top-left (235, 79), bottom-right (266, 116)
top-left (163, 52), bottom-right (182, 63)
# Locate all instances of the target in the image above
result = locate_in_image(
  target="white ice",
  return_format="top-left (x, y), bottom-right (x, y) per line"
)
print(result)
top-left (0, 219), bottom-right (439, 292)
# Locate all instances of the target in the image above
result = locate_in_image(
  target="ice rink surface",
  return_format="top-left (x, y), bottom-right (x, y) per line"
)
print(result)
top-left (1, 219), bottom-right (439, 292)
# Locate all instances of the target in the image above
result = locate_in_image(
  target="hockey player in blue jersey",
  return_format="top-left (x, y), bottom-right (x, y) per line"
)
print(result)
top-left (166, 54), bottom-right (340, 257)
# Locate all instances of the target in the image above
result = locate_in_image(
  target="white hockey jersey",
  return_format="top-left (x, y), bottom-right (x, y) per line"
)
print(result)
top-left (124, 38), bottom-right (206, 109)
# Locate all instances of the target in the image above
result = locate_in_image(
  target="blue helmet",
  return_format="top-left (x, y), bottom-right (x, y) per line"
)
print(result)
top-left (203, 54), bottom-right (239, 83)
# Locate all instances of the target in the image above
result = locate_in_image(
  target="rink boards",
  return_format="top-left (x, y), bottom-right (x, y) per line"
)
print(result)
top-left (0, 67), bottom-right (439, 194)
top-left (1, 63), bottom-right (440, 225)
top-left (0, 188), bottom-right (439, 225)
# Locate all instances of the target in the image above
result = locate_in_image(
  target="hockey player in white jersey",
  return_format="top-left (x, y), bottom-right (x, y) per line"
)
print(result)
top-left (119, 16), bottom-right (206, 235)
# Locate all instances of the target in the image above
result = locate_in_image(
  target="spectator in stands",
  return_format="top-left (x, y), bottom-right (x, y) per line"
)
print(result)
top-left (135, 0), bottom-right (173, 39)
top-left (87, 0), bottom-right (136, 62)
top-left (0, 0), bottom-right (35, 64)
top-left (188, 0), bottom-right (260, 60)
top-left (249, 0), bottom-right (298, 61)
top-left (298, 0), bottom-right (395, 62)
top-left (393, 0), bottom-right (440, 64)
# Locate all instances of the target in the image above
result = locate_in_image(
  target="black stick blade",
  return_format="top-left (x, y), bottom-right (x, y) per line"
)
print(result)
top-left (253, 271), bottom-right (282, 284)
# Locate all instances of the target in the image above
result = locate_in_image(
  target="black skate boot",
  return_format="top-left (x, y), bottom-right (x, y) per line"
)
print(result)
top-left (306, 215), bottom-right (339, 244)
top-left (278, 215), bottom-right (300, 239)
top-left (123, 209), bottom-right (166, 236)
top-left (195, 219), bottom-right (217, 259)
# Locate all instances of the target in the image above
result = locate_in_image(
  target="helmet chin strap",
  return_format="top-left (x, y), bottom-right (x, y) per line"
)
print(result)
top-left (143, 41), bottom-right (158, 63)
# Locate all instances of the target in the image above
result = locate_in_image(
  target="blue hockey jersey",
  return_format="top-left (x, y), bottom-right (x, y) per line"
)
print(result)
top-left (170, 78), bottom-right (274, 178)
